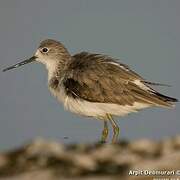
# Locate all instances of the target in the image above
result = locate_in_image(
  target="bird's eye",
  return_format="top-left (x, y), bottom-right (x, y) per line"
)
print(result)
top-left (42, 47), bottom-right (49, 53)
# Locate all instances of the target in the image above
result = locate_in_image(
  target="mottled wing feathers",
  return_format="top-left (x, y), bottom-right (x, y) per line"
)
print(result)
top-left (62, 52), bottom-right (176, 107)
top-left (72, 52), bottom-right (143, 80)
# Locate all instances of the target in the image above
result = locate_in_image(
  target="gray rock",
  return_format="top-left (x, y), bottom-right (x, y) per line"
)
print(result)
top-left (0, 136), bottom-right (180, 180)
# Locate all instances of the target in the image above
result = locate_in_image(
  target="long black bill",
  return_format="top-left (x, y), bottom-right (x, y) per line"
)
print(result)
top-left (2, 56), bottom-right (36, 72)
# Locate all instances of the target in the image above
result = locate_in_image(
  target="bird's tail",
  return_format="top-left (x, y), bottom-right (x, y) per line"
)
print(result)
top-left (152, 91), bottom-right (178, 103)
top-left (131, 81), bottom-right (178, 108)
top-left (144, 81), bottom-right (178, 107)
top-left (142, 80), bottom-right (178, 106)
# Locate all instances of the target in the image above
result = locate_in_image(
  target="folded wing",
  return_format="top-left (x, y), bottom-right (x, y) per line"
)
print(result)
top-left (62, 52), bottom-right (177, 107)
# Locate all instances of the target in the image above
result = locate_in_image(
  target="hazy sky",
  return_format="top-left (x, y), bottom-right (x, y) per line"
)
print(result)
top-left (0, 0), bottom-right (179, 150)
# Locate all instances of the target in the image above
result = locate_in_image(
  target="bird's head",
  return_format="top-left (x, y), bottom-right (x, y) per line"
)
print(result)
top-left (2, 39), bottom-right (71, 72)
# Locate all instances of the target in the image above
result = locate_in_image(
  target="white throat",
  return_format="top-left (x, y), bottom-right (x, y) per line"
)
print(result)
top-left (45, 61), bottom-right (58, 81)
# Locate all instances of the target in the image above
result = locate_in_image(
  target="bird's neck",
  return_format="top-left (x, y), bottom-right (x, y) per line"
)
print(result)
top-left (46, 61), bottom-right (59, 81)
top-left (47, 56), bottom-right (72, 82)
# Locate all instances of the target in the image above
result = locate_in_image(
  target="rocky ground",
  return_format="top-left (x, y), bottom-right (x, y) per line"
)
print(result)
top-left (0, 136), bottom-right (180, 180)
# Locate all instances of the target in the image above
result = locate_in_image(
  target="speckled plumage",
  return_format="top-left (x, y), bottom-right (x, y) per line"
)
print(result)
top-left (3, 39), bottom-right (178, 143)
top-left (49, 51), bottom-right (177, 108)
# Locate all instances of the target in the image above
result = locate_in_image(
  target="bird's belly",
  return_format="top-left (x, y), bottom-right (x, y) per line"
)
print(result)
top-left (49, 86), bottom-right (150, 118)
top-left (49, 86), bottom-right (93, 116)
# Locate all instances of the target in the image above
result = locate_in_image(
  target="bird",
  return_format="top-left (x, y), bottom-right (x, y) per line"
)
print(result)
top-left (2, 39), bottom-right (178, 143)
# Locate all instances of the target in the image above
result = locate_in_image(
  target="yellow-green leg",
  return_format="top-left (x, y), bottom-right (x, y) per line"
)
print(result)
top-left (107, 114), bottom-right (120, 143)
top-left (101, 121), bottom-right (109, 143)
